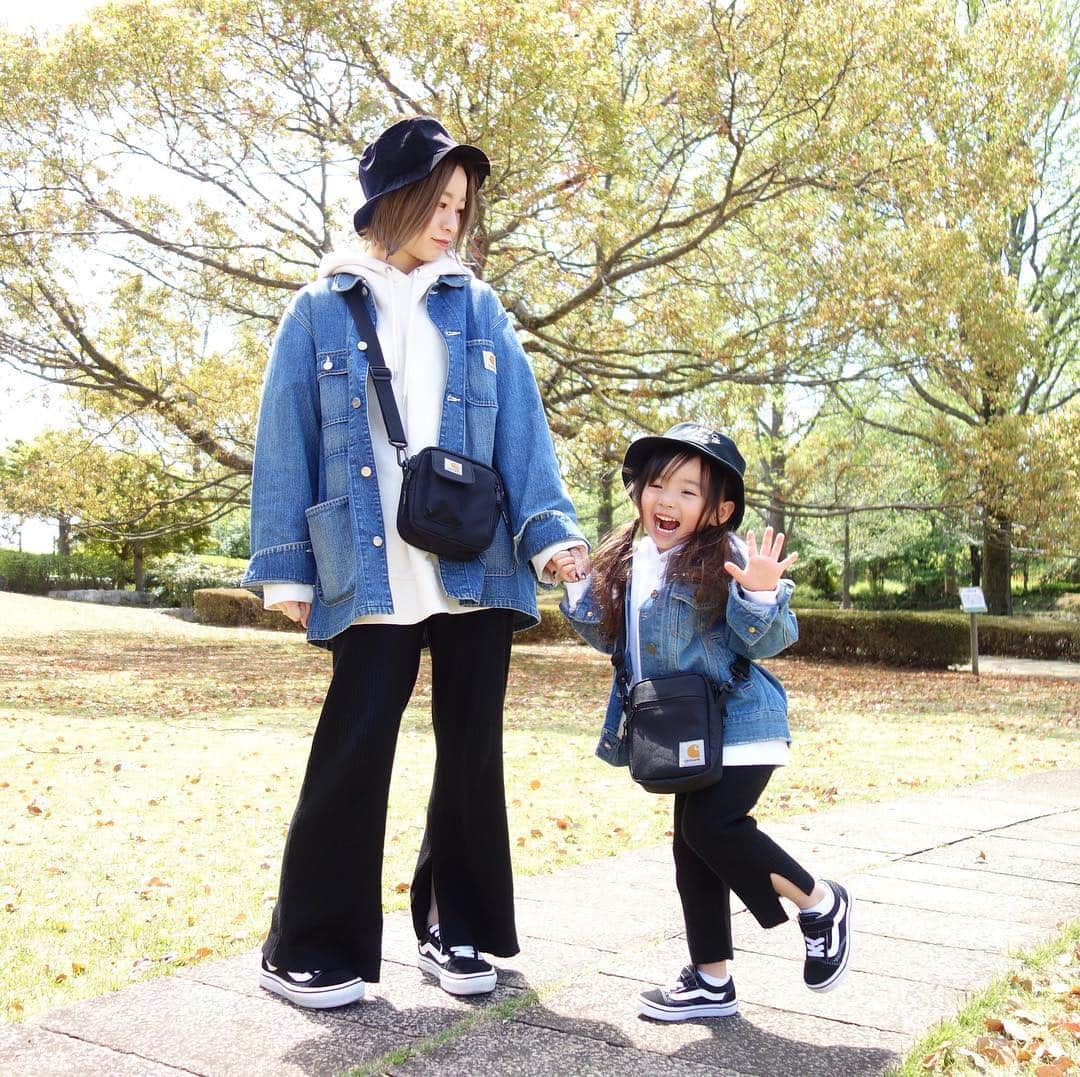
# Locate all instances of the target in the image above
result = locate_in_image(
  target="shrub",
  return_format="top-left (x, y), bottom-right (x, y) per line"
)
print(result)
top-left (147, 554), bottom-right (245, 607)
top-left (789, 610), bottom-right (969, 668)
top-left (517, 604), bottom-right (579, 643)
top-left (789, 609), bottom-right (1079, 666)
top-left (0, 549), bottom-right (126, 594)
top-left (193, 587), bottom-right (300, 631)
top-left (971, 616), bottom-right (1079, 661)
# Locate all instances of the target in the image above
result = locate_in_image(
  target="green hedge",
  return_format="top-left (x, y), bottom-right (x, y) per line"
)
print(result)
top-left (789, 610), bottom-right (969, 668)
top-left (970, 615), bottom-right (1079, 661)
top-left (788, 609), bottom-right (1079, 666)
top-left (517, 604), bottom-right (579, 643)
top-left (0, 549), bottom-right (126, 594)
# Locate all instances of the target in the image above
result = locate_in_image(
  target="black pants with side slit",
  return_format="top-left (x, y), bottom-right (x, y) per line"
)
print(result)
top-left (674, 764), bottom-right (816, 964)
top-left (262, 608), bottom-right (518, 983)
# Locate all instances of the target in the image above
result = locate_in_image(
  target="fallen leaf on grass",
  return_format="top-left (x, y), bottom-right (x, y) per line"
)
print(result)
top-left (394, 883), bottom-right (409, 893)
top-left (975, 1035), bottom-right (1016, 1066)
top-left (954, 1046), bottom-right (988, 1071)
top-left (529, 779), bottom-right (541, 790)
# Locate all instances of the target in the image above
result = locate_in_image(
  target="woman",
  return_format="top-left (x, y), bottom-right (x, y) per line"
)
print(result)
top-left (243, 116), bottom-right (589, 1009)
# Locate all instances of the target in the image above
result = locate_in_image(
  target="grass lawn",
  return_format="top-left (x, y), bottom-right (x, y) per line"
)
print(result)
top-left (1, 591), bottom-right (1078, 1022)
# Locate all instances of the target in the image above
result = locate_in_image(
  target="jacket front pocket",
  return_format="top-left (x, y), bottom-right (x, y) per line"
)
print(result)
top-left (305, 496), bottom-right (356, 607)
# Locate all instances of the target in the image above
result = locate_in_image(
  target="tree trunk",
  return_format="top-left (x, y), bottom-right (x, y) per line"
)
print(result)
top-left (133, 541), bottom-right (145, 592)
top-left (56, 515), bottom-right (71, 557)
top-left (969, 544), bottom-right (982, 587)
top-left (943, 550), bottom-right (956, 596)
top-left (982, 512), bottom-right (1013, 616)
top-left (596, 467), bottom-right (615, 542)
top-left (841, 512), bottom-right (852, 609)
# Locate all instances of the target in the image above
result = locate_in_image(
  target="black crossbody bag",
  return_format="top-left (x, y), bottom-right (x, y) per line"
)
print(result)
top-left (343, 286), bottom-right (504, 561)
top-left (612, 600), bottom-right (748, 795)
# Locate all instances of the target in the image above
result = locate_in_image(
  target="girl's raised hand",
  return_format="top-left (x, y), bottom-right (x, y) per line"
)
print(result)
top-left (723, 527), bottom-right (798, 592)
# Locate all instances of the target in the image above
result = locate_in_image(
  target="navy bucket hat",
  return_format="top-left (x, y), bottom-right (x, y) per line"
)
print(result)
top-left (621, 422), bottom-right (747, 530)
top-left (353, 116), bottom-right (491, 234)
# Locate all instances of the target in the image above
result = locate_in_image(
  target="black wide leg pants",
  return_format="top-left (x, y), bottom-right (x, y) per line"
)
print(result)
top-left (262, 609), bottom-right (518, 983)
top-left (674, 764), bottom-right (816, 964)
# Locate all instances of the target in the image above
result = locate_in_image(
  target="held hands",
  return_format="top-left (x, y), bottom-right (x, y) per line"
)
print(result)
top-left (279, 601), bottom-right (311, 629)
top-left (723, 528), bottom-right (798, 592)
top-left (545, 545), bottom-right (591, 583)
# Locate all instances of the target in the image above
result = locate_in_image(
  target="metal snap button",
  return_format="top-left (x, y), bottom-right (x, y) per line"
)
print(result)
top-left (351, 397), bottom-right (362, 409)
top-left (372, 535), bottom-right (383, 547)
top-left (322, 358), bottom-right (333, 371)
top-left (646, 643), bottom-right (657, 654)
top-left (357, 340), bottom-right (368, 351)
top-left (360, 466), bottom-right (372, 478)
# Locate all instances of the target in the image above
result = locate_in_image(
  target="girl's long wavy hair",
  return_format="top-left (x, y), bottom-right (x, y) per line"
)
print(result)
top-left (590, 446), bottom-right (741, 643)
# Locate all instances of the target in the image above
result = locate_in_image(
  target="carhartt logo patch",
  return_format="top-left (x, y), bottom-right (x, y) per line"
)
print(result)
top-left (679, 740), bottom-right (704, 767)
top-left (443, 458), bottom-right (463, 476)
top-left (482, 350), bottom-right (497, 373)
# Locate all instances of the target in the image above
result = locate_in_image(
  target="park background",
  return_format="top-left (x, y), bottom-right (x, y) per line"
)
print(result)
top-left (0, 0), bottom-right (1077, 1070)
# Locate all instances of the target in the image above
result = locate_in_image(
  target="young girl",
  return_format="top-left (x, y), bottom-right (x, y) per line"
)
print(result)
top-left (561, 422), bottom-right (851, 1021)
top-left (243, 117), bottom-right (589, 1009)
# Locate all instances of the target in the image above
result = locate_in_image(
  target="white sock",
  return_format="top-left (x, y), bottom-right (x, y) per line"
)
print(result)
top-left (802, 883), bottom-right (834, 917)
top-left (697, 968), bottom-right (731, 987)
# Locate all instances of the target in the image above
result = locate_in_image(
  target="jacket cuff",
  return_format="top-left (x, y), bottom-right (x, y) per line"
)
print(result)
top-left (242, 542), bottom-right (317, 591)
top-left (514, 511), bottom-right (586, 568)
top-left (530, 539), bottom-right (588, 584)
top-left (727, 578), bottom-right (794, 644)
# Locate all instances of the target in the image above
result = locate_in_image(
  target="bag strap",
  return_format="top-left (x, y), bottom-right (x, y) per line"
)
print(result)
top-left (342, 284), bottom-right (409, 468)
top-left (610, 579), bottom-right (752, 709)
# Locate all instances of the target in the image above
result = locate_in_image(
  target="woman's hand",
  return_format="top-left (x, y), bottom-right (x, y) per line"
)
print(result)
top-left (279, 601), bottom-right (311, 629)
top-left (545, 545), bottom-right (591, 583)
top-left (724, 528), bottom-right (797, 592)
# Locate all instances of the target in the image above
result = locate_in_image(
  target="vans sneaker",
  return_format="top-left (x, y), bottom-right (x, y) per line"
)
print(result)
top-left (798, 879), bottom-right (853, 992)
top-left (637, 965), bottom-right (738, 1021)
top-left (258, 956), bottom-right (364, 1009)
top-left (417, 925), bottom-right (497, 996)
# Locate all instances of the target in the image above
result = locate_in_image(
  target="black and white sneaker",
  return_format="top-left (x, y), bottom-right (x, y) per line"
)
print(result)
top-left (258, 956), bottom-right (365, 1009)
top-left (637, 965), bottom-right (739, 1021)
top-left (798, 879), bottom-right (853, 992)
top-left (417, 924), bottom-right (497, 996)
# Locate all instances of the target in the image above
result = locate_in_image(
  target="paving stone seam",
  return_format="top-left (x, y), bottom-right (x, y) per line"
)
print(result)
top-left (907, 858), bottom-right (1080, 887)
top-left (851, 893), bottom-right (1063, 932)
top-left (33, 1023), bottom-right (206, 1075)
top-left (865, 863), bottom-right (1076, 894)
top-left (835, 890), bottom-right (1063, 926)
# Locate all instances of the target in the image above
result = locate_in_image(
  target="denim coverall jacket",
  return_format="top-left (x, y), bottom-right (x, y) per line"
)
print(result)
top-left (242, 270), bottom-right (584, 644)
top-left (561, 575), bottom-right (799, 765)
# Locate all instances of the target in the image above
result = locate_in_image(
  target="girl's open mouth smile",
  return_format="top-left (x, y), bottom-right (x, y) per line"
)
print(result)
top-left (654, 514), bottom-right (680, 534)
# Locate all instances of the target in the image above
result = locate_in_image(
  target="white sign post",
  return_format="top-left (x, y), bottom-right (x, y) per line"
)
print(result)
top-left (959, 587), bottom-right (987, 677)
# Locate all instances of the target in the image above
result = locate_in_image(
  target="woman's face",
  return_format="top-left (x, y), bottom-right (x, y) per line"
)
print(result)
top-left (397, 165), bottom-right (469, 270)
top-left (639, 455), bottom-right (734, 551)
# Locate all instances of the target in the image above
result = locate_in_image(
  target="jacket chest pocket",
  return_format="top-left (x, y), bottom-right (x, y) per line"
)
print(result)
top-left (465, 341), bottom-right (498, 407)
top-left (316, 351), bottom-right (349, 458)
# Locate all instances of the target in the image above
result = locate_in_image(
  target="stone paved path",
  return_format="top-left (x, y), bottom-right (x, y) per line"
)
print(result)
top-left (4, 769), bottom-right (1079, 1076)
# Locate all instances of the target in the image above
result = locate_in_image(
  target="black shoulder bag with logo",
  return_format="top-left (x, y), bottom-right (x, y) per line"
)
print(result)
top-left (343, 285), bottom-right (504, 561)
top-left (612, 605), bottom-right (748, 794)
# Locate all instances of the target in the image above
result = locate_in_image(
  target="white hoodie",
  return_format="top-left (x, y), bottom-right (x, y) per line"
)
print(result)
top-left (264, 249), bottom-right (577, 624)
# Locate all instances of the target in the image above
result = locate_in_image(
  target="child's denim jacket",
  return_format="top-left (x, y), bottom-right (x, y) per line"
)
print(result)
top-left (561, 575), bottom-right (798, 766)
top-left (242, 271), bottom-right (584, 645)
